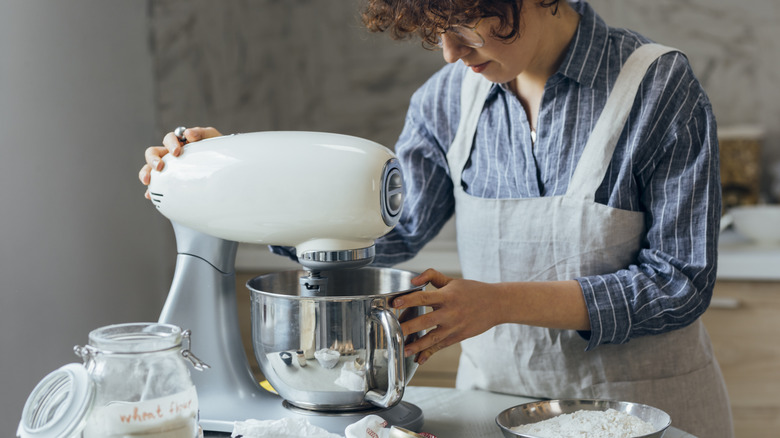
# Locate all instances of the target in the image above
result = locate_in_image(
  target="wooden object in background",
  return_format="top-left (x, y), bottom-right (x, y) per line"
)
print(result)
top-left (237, 272), bottom-right (264, 380)
top-left (702, 280), bottom-right (780, 437)
top-left (719, 126), bottom-right (764, 209)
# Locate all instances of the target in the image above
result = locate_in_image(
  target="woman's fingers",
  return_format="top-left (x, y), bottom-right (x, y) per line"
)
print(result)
top-left (393, 270), bottom-right (454, 363)
top-left (393, 269), bottom-right (452, 310)
top-left (144, 146), bottom-right (168, 169)
top-left (140, 127), bottom-right (223, 198)
top-left (161, 126), bottom-right (218, 157)
top-left (396, 292), bottom-right (461, 362)
top-left (139, 164), bottom-right (152, 185)
top-left (140, 146), bottom-right (169, 186)
top-left (415, 337), bottom-right (456, 365)
top-left (395, 274), bottom-right (503, 364)
top-left (141, 127), bottom-right (223, 189)
top-left (186, 126), bottom-right (221, 141)
top-left (412, 268), bottom-right (453, 288)
top-left (406, 327), bottom-right (458, 365)
top-left (399, 305), bottom-right (442, 338)
top-left (140, 147), bottom-right (164, 185)
top-left (163, 131), bottom-right (184, 157)
top-left (172, 126), bottom-right (222, 151)
top-left (393, 289), bottom-right (442, 310)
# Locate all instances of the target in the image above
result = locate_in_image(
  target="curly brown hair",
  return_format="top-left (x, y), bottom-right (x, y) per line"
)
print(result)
top-left (361, 0), bottom-right (561, 48)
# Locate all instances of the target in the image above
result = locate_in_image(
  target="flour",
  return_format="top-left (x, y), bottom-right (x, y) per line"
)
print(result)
top-left (509, 408), bottom-right (656, 438)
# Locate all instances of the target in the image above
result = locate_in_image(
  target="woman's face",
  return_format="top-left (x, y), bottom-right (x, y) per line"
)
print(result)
top-left (439, 4), bottom-right (552, 84)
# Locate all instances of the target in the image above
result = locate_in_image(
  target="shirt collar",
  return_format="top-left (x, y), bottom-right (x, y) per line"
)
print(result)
top-left (491, 1), bottom-right (611, 98)
top-left (556, 1), bottom-right (611, 89)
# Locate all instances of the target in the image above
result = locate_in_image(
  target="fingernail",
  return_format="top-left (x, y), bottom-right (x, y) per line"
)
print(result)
top-left (404, 348), bottom-right (412, 357)
top-left (393, 298), bottom-right (404, 308)
top-left (418, 355), bottom-right (428, 365)
top-left (152, 160), bottom-right (160, 170)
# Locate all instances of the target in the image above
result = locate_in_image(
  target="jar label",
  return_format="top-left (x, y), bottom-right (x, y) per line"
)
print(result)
top-left (84, 386), bottom-right (199, 436)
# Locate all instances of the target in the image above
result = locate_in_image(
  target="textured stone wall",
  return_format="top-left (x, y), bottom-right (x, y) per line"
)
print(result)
top-left (589, 0), bottom-right (780, 164)
top-left (149, 0), bottom-right (444, 149)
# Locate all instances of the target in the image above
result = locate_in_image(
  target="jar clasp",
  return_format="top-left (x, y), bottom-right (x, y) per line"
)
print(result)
top-left (73, 344), bottom-right (97, 365)
top-left (181, 329), bottom-right (211, 371)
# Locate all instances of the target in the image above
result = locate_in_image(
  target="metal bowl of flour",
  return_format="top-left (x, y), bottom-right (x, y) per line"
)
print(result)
top-left (496, 399), bottom-right (671, 438)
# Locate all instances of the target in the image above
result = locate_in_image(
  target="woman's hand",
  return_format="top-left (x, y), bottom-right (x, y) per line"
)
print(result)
top-left (138, 126), bottom-right (222, 199)
top-left (392, 268), bottom-right (507, 365)
top-left (392, 270), bottom-right (590, 365)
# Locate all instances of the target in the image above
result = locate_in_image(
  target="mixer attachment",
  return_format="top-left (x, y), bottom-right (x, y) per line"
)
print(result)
top-left (299, 269), bottom-right (329, 295)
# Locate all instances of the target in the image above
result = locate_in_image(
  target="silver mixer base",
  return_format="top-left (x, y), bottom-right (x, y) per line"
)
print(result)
top-left (201, 400), bottom-right (424, 434)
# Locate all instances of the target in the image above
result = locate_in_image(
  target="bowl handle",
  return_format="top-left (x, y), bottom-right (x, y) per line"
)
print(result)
top-left (365, 306), bottom-right (405, 408)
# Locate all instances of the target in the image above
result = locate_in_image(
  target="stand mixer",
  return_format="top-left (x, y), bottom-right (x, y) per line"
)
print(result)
top-left (148, 131), bottom-right (426, 433)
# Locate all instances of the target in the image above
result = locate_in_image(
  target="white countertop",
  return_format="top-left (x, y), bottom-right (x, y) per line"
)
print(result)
top-left (203, 387), bottom-right (694, 437)
top-left (716, 230), bottom-right (780, 280)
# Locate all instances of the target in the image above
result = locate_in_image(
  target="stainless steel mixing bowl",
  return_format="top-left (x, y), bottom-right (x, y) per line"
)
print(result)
top-left (247, 267), bottom-right (427, 411)
top-left (496, 399), bottom-right (671, 438)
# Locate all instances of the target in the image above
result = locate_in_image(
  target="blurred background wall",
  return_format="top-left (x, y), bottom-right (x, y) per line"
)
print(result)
top-left (0, 0), bottom-right (172, 431)
top-left (1, 0), bottom-right (778, 431)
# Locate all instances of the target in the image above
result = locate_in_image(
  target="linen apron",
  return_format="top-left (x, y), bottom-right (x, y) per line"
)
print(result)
top-left (449, 44), bottom-right (732, 437)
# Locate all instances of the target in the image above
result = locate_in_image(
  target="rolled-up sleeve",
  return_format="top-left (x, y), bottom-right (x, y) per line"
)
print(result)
top-left (576, 73), bottom-right (720, 350)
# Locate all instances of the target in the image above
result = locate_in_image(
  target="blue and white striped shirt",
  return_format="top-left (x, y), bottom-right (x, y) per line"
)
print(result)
top-left (373, 1), bottom-right (721, 350)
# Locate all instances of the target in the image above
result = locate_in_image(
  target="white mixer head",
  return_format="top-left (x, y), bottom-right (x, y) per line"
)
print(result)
top-left (148, 131), bottom-right (403, 270)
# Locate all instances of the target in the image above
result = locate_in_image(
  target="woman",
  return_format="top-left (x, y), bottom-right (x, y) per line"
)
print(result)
top-left (140, 1), bottom-right (732, 436)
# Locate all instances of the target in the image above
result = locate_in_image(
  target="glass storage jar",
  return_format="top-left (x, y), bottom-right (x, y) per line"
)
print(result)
top-left (18, 322), bottom-right (208, 438)
top-left (76, 322), bottom-right (207, 437)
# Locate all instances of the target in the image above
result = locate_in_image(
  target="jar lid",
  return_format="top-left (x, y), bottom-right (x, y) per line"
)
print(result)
top-left (17, 363), bottom-right (95, 438)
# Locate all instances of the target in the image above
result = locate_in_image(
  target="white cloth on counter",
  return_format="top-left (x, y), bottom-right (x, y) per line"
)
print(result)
top-left (232, 414), bottom-right (389, 438)
top-left (345, 415), bottom-right (389, 438)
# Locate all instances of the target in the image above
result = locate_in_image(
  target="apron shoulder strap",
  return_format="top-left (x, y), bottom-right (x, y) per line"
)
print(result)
top-left (447, 68), bottom-right (493, 189)
top-left (566, 43), bottom-right (680, 201)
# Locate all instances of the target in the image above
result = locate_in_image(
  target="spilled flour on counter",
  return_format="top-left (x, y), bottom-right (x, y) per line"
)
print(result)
top-left (510, 408), bottom-right (656, 437)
